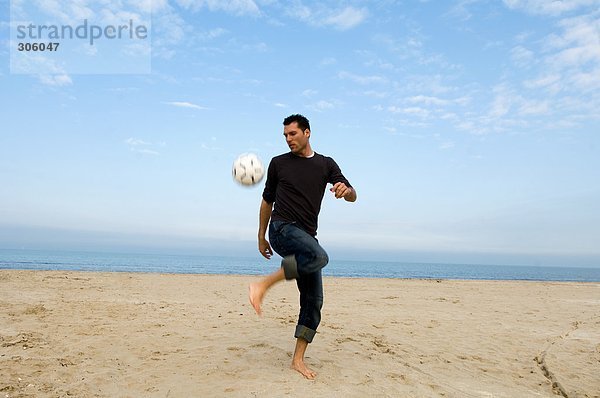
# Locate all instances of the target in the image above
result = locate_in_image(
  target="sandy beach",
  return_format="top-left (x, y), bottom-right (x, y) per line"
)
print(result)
top-left (1, 270), bottom-right (598, 397)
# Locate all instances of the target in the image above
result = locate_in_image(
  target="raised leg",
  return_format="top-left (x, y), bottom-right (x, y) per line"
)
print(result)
top-left (248, 267), bottom-right (285, 315)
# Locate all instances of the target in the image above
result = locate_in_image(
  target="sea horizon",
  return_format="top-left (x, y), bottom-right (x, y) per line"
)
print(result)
top-left (1, 248), bottom-right (599, 283)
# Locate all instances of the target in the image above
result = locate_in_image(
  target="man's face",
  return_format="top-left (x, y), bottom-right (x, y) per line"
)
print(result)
top-left (283, 121), bottom-right (310, 155)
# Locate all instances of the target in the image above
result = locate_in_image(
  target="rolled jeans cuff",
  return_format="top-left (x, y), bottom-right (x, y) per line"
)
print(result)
top-left (294, 325), bottom-right (317, 343)
top-left (281, 255), bottom-right (299, 280)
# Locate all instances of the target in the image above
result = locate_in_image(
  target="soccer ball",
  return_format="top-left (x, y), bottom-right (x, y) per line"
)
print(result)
top-left (232, 153), bottom-right (265, 186)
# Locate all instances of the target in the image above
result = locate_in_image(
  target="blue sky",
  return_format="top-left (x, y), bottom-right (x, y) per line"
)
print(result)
top-left (1, 0), bottom-right (599, 267)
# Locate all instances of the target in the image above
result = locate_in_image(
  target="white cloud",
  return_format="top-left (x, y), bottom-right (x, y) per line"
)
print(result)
top-left (446, 0), bottom-right (480, 21)
top-left (550, 15), bottom-right (600, 68)
top-left (141, 0), bottom-right (170, 13)
top-left (524, 74), bottom-right (562, 90)
top-left (126, 138), bottom-right (151, 146)
top-left (364, 90), bottom-right (388, 99)
top-left (488, 85), bottom-right (515, 118)
top-left (286, 2), bottom-right (311, 20)
top-left (33, 0), bottom-right (82, 23)
top-left (10, 45), bottom-right (74, 86)
top-left (525, 13), bottom-right (600, 94)
top-left (174, 0), bottom-right (260, 16)
top-left (164, 101), bottom-right (208, 110)
top-left (439, 141), bottom-right (455, 150)
top-left (38, 74), bottom-right (73, 86)
top-left (145, 2), bottom-right (254, 59)
top-left (240, 41), bottom-right (269, 52)
top-left (309, 100), bottom-right (335, 112)
top-left (338, 71), bottom-right (387, 85)
top-left (511, 45), bottom-right (536, 67)
top-left (503, 0), bottom-right (598, 16)
top-left (388, 106), bottom-right (431, 118)
top-left (27, 0), bottom-right (152, 26)
top-left (570, 68), bottom-right (600, 90)
top-left (125, 138), bottom-right (161, 155)
top-left (203, 27), bottom-right (228, 40)
top-left (289, 5), bottom-right (367, 30)
top-left (320, 57), bottom-right (337, 66)
top-left (518, 99), bottom-right (550, 115)
top-left (152, 8), bottom-right (187, 59)
top-left (407, 95), bottom-right (449, 106)
top-left (323, 6), bottom-right (368, 30)
top-left (134, 148), bottom-right (160, 155)
top-left (200, 137), bottom-right (220, 151)
top-left (406, 95), bottom-right (470, 107)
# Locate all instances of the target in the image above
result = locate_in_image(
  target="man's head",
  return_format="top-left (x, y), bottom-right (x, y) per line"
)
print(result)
top-left (283, 114), bottom-right (310, 133)
top-left (283, 114), bottom-right (312, 156)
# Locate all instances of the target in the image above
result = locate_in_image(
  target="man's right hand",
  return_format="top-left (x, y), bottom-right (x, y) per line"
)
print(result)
top-left (258, 237), bottom-right (273, 259)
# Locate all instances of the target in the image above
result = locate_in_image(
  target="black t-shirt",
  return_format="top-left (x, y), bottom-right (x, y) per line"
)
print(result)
top-left (262, 152), bottom-right (352, 237)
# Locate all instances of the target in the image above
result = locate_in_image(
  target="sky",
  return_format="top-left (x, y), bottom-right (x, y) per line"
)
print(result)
top-left (1, 0), bottom-right (599, 267)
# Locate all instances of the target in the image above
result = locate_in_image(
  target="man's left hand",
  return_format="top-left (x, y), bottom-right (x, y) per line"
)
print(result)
top-left (330, 182), bottom-right (353, 200)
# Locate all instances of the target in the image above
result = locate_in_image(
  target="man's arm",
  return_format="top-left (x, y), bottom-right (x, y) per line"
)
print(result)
top-left (330, 182), bottom-right (357, 202)
top-left (258, 199), bottom-right (274, 259)
top-left (326, 157), bottom-right (356, 203)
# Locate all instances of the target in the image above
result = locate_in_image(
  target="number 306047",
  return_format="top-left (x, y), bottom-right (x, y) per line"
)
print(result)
top-left (17, 42), bottom-right (60, 51)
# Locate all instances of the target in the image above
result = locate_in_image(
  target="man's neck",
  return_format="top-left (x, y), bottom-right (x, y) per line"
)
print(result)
top-left (294, 145), bottom-right (314, 158)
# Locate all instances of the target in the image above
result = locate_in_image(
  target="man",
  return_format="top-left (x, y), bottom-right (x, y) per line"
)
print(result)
top-left (248, 114), bottom-right (356, 380)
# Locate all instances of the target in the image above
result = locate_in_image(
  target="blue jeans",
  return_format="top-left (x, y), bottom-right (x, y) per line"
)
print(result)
top-left (269, 220), bottom-right (329, 343)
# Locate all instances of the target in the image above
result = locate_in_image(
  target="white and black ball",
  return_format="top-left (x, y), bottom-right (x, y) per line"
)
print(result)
top-left (232, 153), bottom-right (265, 186)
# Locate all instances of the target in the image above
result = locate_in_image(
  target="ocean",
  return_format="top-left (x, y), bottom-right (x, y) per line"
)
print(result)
top-left (1, 249), bottom-right (599, 282)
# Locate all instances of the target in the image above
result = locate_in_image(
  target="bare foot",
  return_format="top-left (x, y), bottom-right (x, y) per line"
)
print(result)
top-left (292, 360), bottom-right (317, 380)
top-left (248, 283), bottom-right (264, 316)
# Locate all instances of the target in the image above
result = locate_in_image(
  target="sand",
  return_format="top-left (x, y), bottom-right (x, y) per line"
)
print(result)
top-left (1, 270), bottom-right (599, 397)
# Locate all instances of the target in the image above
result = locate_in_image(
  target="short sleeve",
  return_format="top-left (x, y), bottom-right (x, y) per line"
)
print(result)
top-left (326, 157), bottom-right (352, 188)
top-left (261, 158), bottom-right (277, 203)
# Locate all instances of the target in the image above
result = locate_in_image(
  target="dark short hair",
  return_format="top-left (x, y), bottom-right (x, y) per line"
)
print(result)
top-left (283, 114), bottom-right (310, 132)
